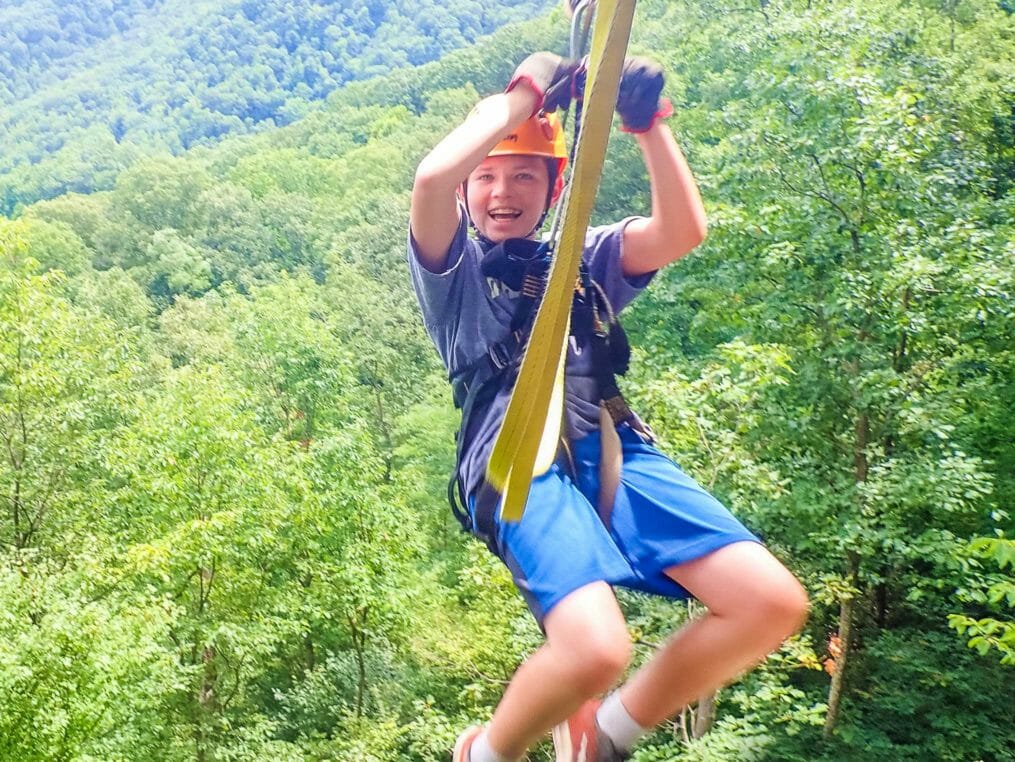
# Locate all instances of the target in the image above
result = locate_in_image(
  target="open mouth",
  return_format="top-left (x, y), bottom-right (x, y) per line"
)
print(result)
top-left (489, 208), bottom-right (522, 222)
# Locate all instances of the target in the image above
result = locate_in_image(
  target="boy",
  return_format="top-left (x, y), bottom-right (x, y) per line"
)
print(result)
top-left (408, 52), bottom-right (808, 762)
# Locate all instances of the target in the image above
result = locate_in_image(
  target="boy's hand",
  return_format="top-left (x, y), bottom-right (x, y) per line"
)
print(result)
top-left (616, 56), bottom-right (674, 133)
top-left (507, 52), bottom-right (578, 114)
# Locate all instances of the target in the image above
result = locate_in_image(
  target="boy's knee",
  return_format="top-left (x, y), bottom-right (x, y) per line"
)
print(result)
top-left (758, 576), bottom-right (809, 637)
top-left (569, 631), bottom-right (632, 695)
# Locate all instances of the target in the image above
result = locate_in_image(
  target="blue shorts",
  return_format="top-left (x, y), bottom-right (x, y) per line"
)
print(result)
top-left (470, 426), bottom-right (760, 624)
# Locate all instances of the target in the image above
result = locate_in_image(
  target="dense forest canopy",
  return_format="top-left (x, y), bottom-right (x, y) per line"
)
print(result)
top-left (1, 0), bottom-right (1012, 760)
top-left (0, 0), bottom-right (554, 214)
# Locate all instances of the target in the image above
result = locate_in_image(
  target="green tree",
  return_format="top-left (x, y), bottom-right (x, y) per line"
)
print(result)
top-left (0, 221), bottom-right (147, 555)
top-left (104, 365), bottom-right (313, 760)
top-left (950, 535), bottom-right (1015, 665)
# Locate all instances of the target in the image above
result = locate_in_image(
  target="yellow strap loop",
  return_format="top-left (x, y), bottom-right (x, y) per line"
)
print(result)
top-left (487, 0), bottom-right (637, 522)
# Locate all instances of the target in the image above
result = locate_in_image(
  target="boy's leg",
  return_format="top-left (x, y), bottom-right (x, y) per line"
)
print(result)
top-left (484, 581), bottom-right (632, 760)
top-left (617, 540), bottom-right (808, 729)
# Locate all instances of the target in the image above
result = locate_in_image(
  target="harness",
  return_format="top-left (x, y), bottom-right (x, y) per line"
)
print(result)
top-left (446, 236), bottom-right (650, 549)
top-left (482, 1), bottom-right (639, 522)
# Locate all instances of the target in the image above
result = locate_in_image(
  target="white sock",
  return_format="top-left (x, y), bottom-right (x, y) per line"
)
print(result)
top-left (596, 691), bottom-right (649, 753)
top-left (469, 729), bottom-right (513, 762)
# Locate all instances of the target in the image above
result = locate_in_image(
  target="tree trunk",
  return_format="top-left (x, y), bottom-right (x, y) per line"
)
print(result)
top-left (200, 645), bottom-right (217, 708)
top-left (823, 551), bottom-right (859, 739)
top-left (12, 477), bottom-right (23, 548)
top-left (194, 564), bottom-right (216, 761)
top-left (301, 574), bottom-right (316, 671)
top-left (826, 408), bottom-right (869, 737)
top-left (853, 413), bottom-right (869, 483)
top-left (874, 571), bottom-right (889, 629)
top-left (693, 691), bottom-right (717, 738)
top-left (371, 380), bottom-right (393, 483)
top-left (347, 607), bottom-right (369, 718)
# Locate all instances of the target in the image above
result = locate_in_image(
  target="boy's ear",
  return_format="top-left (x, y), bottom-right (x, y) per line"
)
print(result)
top-left (549, 173), bottom-right (565, 205)
top-left (457, 182), bottom-right (472, 219)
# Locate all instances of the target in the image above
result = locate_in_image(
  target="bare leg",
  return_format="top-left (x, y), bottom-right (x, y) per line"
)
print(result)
top-left (619, 541), bottom-right (808, 728)
top-left (485, 581), bottom-right (631, 759)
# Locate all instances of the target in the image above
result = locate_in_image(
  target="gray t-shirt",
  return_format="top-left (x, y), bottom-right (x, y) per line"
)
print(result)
top-left (408, 215), bottom-right (654, 497)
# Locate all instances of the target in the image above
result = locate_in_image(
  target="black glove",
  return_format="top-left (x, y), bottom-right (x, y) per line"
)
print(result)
top-left (507, 52), bottom-right (578, 114)
top-left (616, 56), bottom-right (673, 133)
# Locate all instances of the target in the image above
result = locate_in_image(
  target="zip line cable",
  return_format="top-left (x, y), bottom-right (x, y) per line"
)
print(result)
top-left (547, 0), bottom-right (601, 249)
top-left (546, 0), bottom-right (593, 250)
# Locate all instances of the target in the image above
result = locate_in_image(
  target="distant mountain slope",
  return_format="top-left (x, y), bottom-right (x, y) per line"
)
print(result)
top-left (0, 0), bottom-right (163, 102)
top-left (0, 0), bottom-right (553, 214)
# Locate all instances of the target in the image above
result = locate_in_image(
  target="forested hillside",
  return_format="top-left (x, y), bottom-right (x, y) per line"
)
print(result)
top-left (1, 0), bottom-right (1012, 760)
top-left (0, 0), bottom-right (553, 215)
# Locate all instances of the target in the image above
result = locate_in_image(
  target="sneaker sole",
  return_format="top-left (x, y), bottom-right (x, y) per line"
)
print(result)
top-left (551, 722), bottom-right (571, 761)
top-left (453, 726), bottom-right (482, 762)
top-left (551, 721), bottom-right (591, 762)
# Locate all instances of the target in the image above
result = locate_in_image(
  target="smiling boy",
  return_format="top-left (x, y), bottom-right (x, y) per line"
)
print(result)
top-left (408, 53), bottom-right (809, 762)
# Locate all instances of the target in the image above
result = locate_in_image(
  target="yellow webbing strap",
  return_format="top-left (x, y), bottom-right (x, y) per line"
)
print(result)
top-left (487, 0), bottom-right (637, 522)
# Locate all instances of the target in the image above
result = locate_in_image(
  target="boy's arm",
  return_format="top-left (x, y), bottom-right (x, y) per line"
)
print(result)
top-left (410, 90), bottom-right (537, 273)
top-left (612, 57), bottom-right (708, 278)
top-left (620, 124), bottom-right (707, 277)
top-left (410, 53), bottom-right (573, 273)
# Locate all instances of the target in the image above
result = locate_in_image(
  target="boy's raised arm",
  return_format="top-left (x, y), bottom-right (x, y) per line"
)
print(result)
top-left (410, 54), bottom-right (574, 273)
top-left (615, 58), bottom-right (709, 278)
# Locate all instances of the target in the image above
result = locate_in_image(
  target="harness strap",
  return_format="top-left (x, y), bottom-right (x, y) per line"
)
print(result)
top-left (446, 328), bottom-right (524, 535)
top-left (597, 402), bottom-right (623, 520)
top-left (447, 359), bottom-right (508, 549)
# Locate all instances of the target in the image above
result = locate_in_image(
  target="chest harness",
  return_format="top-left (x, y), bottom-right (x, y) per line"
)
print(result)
top-left (447, 236), bottom-right (652, 551)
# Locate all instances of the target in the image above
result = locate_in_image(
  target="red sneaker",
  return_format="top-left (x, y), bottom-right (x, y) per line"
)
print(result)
top-left (452, 725), bottom-right (484, 762)
top-left (552, 698), bottom-right (626, 761)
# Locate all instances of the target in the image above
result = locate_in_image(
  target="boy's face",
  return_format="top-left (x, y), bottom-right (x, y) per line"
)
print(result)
top-left (466, 154), bottom-right (551, 242)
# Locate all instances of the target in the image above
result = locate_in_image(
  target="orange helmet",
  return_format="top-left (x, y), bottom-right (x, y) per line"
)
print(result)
top-left (488, 111), bottom-right (568, 180)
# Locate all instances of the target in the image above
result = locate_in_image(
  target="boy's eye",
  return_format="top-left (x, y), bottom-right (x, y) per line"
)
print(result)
top-left (516, 172), bottom-right (535, 181)
top-left (475, 173), bottom-right (494, 182)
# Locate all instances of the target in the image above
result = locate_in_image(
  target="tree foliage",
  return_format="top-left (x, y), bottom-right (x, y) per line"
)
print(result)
top-left (0, 0), bottom-right (1012, 759)
top-left (0, 0), bottom-right (554, 214)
